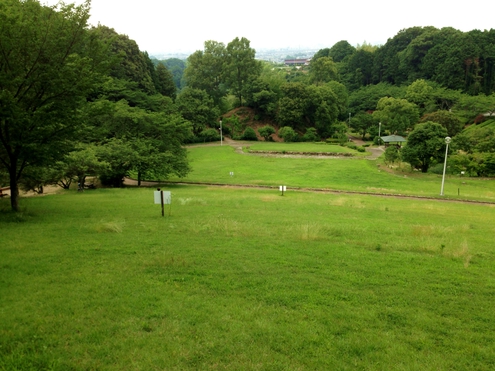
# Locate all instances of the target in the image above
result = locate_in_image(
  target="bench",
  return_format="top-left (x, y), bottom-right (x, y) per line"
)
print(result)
top-left (0, 187), bottom-right (10, 197)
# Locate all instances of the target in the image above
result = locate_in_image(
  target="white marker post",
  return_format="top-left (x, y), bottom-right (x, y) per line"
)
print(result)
top-left (279, 185), bottom-right (286, 196)
top-left (154, 188), bottom-right (171, 216)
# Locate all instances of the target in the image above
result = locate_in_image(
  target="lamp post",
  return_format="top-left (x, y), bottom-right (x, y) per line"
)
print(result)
top-left (440, 136), bottom-right (451, 196)
top-left (219, 119), bottom-right (223, 146)
top-left (378, 122), bottom-right (381, 144)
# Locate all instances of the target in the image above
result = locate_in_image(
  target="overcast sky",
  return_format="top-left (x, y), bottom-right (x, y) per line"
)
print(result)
top-left (44, 0), bottom-right (494, 56)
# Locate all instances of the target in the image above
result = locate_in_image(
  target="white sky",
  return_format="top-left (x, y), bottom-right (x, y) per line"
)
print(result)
top-left (44, 0), bottom-right (494, 56)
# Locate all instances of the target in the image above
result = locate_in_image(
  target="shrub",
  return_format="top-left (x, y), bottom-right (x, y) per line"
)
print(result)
top-left (278, 126), bottom-right (298, 142)
top-left (384, 145), bottom-right (401, 164)
top-left (302, 128), bottom-right (319, 142)
top-left (258, 125), bottom-right (276, 141)
top-left (241, 127), bottom-right (258, 141)
top-left (200, 128), bottom-right (220, 143)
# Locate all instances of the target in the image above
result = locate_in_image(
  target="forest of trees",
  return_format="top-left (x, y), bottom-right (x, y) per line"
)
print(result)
top-left (1, 0), bottom-right (495, 211)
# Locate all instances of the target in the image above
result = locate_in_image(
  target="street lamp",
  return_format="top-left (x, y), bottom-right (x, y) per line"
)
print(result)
top-left (378, 122), bottom-right (381, 144)
top-left (219, 119), bottom-right (223, 146)
top-left (440, 136), bottom-right (451, 196)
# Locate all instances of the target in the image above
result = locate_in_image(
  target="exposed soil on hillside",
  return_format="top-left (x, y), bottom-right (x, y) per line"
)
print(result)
top-left (221, 107), bottom-right (283, 142)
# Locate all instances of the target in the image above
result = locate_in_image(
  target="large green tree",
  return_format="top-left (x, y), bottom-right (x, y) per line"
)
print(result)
top-left (0, 0), bottom-right (108, 211)
top-left (373, 97), bottom-right (420, 135)
top-left (184, 40), bottom-right (227, 105)
top-left (176, 88), bottom-right (219, 136)
top-left (401, 122), bottom-right (448, 173)
top-left (308, 57), bottom-right (338, 85)
top-left (154, 63), bottom-right (176, 99)
top-left (419, 110), bottom-right (463, 137)
top-left (225, 37), bottom-right (262, 107)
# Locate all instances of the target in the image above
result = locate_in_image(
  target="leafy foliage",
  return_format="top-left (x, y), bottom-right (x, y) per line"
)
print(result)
top-left (0, 0), bottom-right (109, 210)
top-left (258, 125), bottom-right (276, 141)
top-left (241, 127), bottom-right (258, 141)
top-left (373, 97), bottom-right (420, 135)
top-left (401, 122), bottom-right (448, 172)
top-left (278, 126), bottom-right (298, 142)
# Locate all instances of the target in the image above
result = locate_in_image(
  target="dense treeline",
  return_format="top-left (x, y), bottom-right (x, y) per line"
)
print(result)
top-left (0, 0), bottom-right (189, 211)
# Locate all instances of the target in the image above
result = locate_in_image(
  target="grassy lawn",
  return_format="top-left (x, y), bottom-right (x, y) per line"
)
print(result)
top-left (1, 187), bottom-right (495, 370)
top-left (168, 146), bottom-right (495, 203)
top-left (244, 142), bottom-right (359, 154)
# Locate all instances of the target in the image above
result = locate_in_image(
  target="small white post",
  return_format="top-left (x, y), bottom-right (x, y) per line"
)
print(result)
top-left (440, 137), bottom-right (451, 196)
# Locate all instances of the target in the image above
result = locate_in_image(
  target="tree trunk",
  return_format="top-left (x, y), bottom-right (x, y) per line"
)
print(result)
top-left (9, 168), bottom-right (19, 212)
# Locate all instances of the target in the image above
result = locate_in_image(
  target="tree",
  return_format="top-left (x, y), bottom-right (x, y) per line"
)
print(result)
top-left (351, 112), bottom-right (376, 140)
top-left (384, 146), bottom-right (401, 165)
top-left (420, 110), bottom-right (463, 137)
top-left (373, 97), bottom-right (420, 135)
top-left (305, 85), bottom-right (339, 137)
top-left (176, 88), bottom-right (219, 136)
top-left (162, 58), bottom-right (186, 90)
top-left (327, 41), bottom-right (356, 63)
top-left (0, 0), bottom-right (108, 211)
top-left (453, 93), bottom-right (495, 123)
top-left (277, 83), bottom-right (308, 128)
top-left (326, 81), bottom-right (349, 120)
top-left (401, 122), bottom-right (448, 172)
top-left (405, 79), bottom-right (435, 114)
top-left (58, 144), bottom-right (108, 190)
top-left (308, 57), bottom-right (338, 85)
top-left (244, 77), bottom-right (278, 119)
top-left (155, 63), bottom-right (176, 99)
top-left (98, 26), bottom-right (156, 94)
top-left (225, 37), bottom-right (262, 106)
top-left (348, 83), bottom-right (405, 114)
top-left (258, 125), bottom-right (276, 141)
top-left (341, 48), bottom-right (375, 89)
top-left (184, 40), bottom-right (227, 105)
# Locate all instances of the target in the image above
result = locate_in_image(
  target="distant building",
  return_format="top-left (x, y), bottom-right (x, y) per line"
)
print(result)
top-left (284, 58), bottom-right (311, 66)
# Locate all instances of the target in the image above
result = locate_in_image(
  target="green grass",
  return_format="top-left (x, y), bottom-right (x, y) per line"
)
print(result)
top-left (1, 187), bottom-right (495, 370)
top-left (168, 146), bottom-right (495, 202)
top-left (245, 142), bottom-right (358, 153)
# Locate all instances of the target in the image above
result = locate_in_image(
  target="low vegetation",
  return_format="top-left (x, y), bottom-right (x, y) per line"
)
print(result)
top-left (1, 186), bottom-right (495, 370)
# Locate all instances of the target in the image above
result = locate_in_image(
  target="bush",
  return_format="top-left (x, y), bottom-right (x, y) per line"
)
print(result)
top-left (241, 127), bottom-right (258, 141)
top-left (278, 126), bottom-right (298, 142)
top-left (302, 127), bottom-right (318, 142)
top-left (258, 125), bottom-right (276, 141)
top-left (200, 128), bottom-right (220, 143)
top-left (384, 146), bottom-right (401, 164)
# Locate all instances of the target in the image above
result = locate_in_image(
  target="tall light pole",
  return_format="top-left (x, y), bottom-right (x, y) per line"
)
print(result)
top-left (378, 122), bottom-right (381, 144)
top-left (219, 119), bottom-right (223, 146)
top-left (440, 136), bottom-right (451, 196)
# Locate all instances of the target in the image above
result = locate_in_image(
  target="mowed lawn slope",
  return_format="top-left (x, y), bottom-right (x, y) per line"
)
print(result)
top-left (1, 186), bottom-right (495, 370)
top-left (167, 145), bottom-right (495, 202)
